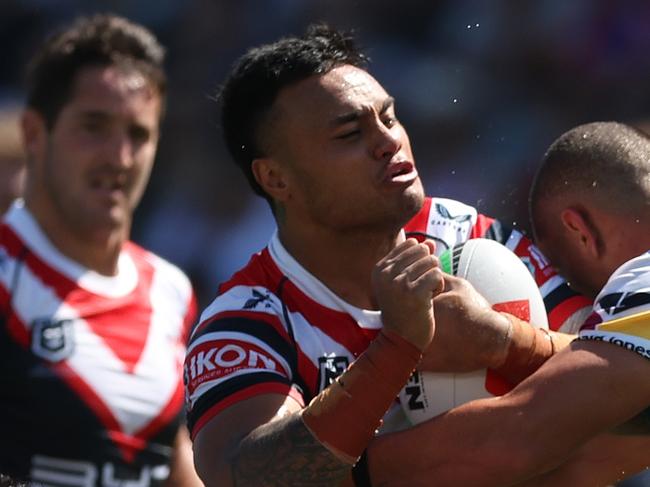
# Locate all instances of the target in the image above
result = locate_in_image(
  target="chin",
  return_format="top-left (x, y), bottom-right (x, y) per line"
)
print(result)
top-left (566, 280), bottom-right (598, 301)
top-left (90, 207), bottom-right (130, 233)
top-left (400, 184), bottom-right (425, 218)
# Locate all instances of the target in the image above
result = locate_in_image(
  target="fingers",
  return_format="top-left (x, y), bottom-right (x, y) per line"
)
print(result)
top-left (374, 239), bottom-right (444, 299)
top-left (422, 239), bottom-right (436, 255)
top-left (412, 265), bottom-right (445, 298)
top-left (376, 238), bottom-right (436, 277)
top-left (372, 239), bottom-right (439, 351)
top-left (376, 238), bottom-right (422, 269)
top-left (440, 274), bottom-right (464, 292)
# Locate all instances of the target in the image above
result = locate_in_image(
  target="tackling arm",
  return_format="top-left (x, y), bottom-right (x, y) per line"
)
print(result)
top-left (518, 433), bottom-right (650, 487)
top-left (368, 340), bottom-right (650, 487)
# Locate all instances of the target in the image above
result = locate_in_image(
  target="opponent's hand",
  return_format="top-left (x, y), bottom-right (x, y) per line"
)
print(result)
top-left (419, 274), bottom-right (512, 372)
top-left (372, 238), bottom-right (444, 351)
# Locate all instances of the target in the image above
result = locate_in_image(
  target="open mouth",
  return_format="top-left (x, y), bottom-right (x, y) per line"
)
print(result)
top-left (383, 161), bottom-right (417, 184)
top-left (90, 175), bottom-right (127, 199)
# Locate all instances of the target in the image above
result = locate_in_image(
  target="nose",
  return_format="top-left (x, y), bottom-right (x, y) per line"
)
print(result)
top-left (372, 122), bottom-right (402, 162)
top-left (107, 132), bottom-right (134, 169)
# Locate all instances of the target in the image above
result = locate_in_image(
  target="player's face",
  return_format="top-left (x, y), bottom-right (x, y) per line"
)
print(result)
top-left (536, 236), bottom-right (600, 299)
top-left (25, 65), bottom-right (161, 241)
top-left (268, 65), bottom-right (424, 232)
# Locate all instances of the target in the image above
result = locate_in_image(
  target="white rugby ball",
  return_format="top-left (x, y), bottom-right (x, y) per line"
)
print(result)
top-left (399, 238), bottom-right (548, 425)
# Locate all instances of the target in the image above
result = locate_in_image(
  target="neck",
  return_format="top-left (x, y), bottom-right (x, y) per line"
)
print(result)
top-left (25, 199), bottom-right (127, 276)
top-left (278, 220), bottom-right (403, 310)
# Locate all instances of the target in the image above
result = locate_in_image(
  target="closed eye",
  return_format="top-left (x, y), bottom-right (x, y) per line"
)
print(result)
top-left (335, 129), bottom-right (361, 140)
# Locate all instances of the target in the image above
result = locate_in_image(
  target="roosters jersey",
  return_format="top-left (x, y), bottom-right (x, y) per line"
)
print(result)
top-left (579, 251), bottom-right (650, 359)
top-left (185, 197), bottom-right (591, 438)
top-left (0, 203), bottom-right (196, 486)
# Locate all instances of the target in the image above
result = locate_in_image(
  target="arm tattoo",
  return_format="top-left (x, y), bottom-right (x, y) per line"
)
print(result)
top-left (231, 413), bottom-right (351, 486)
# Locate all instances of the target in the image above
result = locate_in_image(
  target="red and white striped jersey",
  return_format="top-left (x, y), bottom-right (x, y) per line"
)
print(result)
top-left (0, 202), bottom-right (196, 486)
top-left (185, 196), bottom-right (591, 438)
top-left (579, 250), bottom-right (650, 358)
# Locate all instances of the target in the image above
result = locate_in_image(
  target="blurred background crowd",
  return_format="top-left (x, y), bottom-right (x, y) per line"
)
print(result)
top-left (2, 0), bottom-right (650, 308)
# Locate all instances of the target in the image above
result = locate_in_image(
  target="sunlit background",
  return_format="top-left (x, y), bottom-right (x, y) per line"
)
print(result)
top-left (2, 0), bottom-right (650, 307)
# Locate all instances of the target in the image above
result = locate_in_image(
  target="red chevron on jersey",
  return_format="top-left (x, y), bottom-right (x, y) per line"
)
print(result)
top-left (0, 203), bottom-right (196, 482)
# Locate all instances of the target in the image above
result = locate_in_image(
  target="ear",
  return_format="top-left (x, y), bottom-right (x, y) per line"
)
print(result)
top-left (251, 157), bottom-right (290, 203)
top-left (21, 109), bottom-right (47, 165)
top-left (559, 207), bottom-right (602, 258)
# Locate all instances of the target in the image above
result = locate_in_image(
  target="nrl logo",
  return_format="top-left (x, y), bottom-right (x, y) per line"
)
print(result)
top-left (31, 318), bottom-right (75, 362)
top-left (318, 355), bottom-right (349, 391)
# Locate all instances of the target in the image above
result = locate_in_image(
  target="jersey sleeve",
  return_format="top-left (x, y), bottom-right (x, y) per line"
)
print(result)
top-left (184, 286), bottom-right (304, 439)
top-left (471, 215), bottom-right (592, 332)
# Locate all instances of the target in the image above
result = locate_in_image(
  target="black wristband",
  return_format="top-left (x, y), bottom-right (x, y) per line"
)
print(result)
top-left (351, 449), bottom-right (372, 487)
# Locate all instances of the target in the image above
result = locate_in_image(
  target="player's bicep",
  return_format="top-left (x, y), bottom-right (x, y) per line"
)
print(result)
top-left (520, 433), bottom-right (650, 487)
top-left (513, 340), bottom-right (650, 453)
top-left (193, 393), bottom-right (303, 487)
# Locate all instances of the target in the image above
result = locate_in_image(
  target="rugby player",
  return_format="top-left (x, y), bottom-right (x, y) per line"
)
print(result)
top-left (185, 24), bottom-right (589, 486)
top-left (0, 14), bottom-right (201, 486)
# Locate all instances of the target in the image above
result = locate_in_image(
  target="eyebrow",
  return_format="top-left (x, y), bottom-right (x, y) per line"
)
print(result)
top-left (330, 96), bottom-right (395, 127)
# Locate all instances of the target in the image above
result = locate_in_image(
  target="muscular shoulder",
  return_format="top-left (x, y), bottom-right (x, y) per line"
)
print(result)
top-left (190, 248), bottom-right (287, 342)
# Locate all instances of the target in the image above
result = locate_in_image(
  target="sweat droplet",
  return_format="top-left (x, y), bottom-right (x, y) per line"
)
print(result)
top-left (592, 181), bottom-right (598, 187)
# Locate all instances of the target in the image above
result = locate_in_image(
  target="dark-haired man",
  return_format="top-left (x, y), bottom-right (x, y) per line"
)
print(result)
top-left (186, 25), bottom-right (589, 486)
top-left (0, 14), bottom-right (202, 486)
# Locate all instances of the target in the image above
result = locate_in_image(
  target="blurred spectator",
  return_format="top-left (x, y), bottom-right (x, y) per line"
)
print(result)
top-left (0, 103), bottom-right (25, 214)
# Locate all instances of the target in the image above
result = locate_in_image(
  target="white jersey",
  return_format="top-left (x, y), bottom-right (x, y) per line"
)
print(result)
top-left (579, 251), bottom-right (650, 358)
top-left (0, 202), bottom-right (196, 486)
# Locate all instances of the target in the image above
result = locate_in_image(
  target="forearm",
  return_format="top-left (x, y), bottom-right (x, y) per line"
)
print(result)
top-left (367, 396), bottom-right (541, 487)
top-left (491, 313), bottom-right (576, 386)
top-left (232, 413), bottom-right (350, 486)
top-left (518, 434), bottom-right (650, 487)
top-left (368, 342), bottom-right (650, 487)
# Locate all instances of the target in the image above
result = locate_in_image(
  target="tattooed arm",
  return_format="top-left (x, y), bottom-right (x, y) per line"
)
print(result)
top-left (193, 393), bottom-right (351, 487)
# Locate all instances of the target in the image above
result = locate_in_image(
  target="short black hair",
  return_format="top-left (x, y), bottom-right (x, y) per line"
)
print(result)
top-left (26, 13), bottom-right (166, 129)
top-left (218, 23), bottom-right (369, 202)
top-left (529, 121), bottom-right (650, 237)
